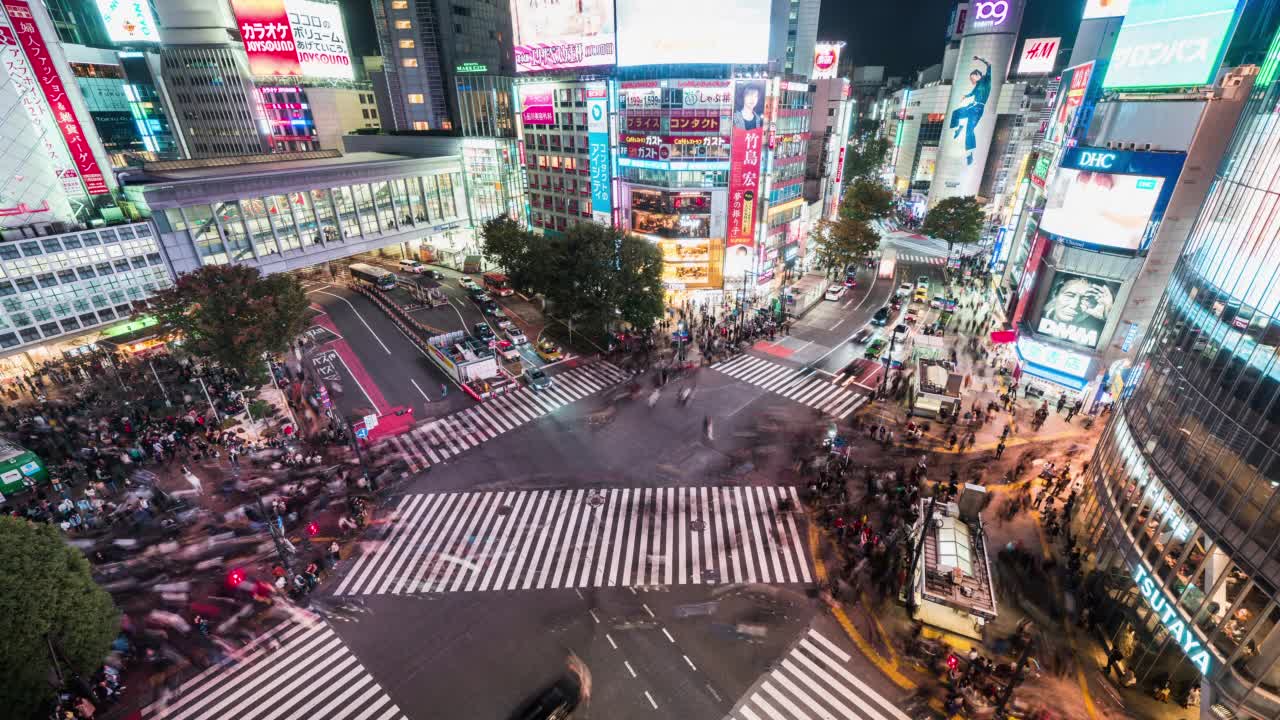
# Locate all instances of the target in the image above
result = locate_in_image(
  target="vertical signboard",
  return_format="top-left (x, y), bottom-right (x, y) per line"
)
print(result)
top-left (929, 0), bottom-right (1024, 205)
top-left (587, 84), bottom-right (611, 225)
top-left (2, 0), bottom-right (108, 196)
top-left (231, 0), bottom-right (301, 77)
top-left (727, 78), bottom-right (765, 247)
top-left (1012, 231), bottom-right (1048, 325)
top-left (812, 42), bottom-right (843, 79)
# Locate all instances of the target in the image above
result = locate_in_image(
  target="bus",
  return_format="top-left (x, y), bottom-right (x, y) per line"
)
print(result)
top-left (0, 438), bottom-right (48, 495)
top-left (877, 248), bottom-right (897, 281)
top-left (349, 263), bottom-right (398, 291)
top-left (483, 272), bottom-right (514, 297)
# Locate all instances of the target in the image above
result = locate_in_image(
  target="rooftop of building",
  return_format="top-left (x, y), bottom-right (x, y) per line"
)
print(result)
top-left (920, 496), bottom-right (998, 618)
top-left (130, 150), bottom-right (435, 183)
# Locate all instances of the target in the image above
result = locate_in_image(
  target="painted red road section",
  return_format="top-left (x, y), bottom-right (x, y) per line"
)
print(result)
top-left (754, 340), bottom-right (795, 358)
top-left (312, 313), bottom-right (391, 414)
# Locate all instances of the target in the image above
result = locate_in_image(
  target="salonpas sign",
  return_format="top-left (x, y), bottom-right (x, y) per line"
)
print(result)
top-left (1133, 564), bottom-right (1213, 675)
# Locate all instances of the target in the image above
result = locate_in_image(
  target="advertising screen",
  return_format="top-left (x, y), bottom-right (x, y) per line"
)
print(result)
top-left (95, 0), bottom-right (158, 44)
top-left (1041, 168), bottom-right (1164, 252)
top-left (812, 42), bottom-right (843, 79)
top-left (727, 78), bottom-right (765, 247)
top-left (616, 0), bottom-right (770, 66)
top-left (1044, 61), bottom-right (1094, 148)
top-left (1035, 271), bottom-right (1122, 349)
top-left (518, 85), bottom-right (554, 125)
top-left (1016, 37), bottom-right (1059, 75)
top-left (913, 146), bottom-right (938, 184)
top-left (1083, 0), bottom-right (1129, 18)
top-left (511, 0), bottom-right (614, 72)
top-left (231, 0), bottom-right (353, 79)
top-left (1102, 0), bottom-right (1243, 89)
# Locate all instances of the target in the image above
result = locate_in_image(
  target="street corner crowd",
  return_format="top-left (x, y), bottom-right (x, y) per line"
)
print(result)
top-left (0, 348), bottom-right (409, 720)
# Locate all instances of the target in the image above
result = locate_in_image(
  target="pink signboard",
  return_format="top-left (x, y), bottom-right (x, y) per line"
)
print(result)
top-left (520, 88), bottom-right (554, 125)
top-left (2, 0), bottom-right (108, 195)
top-left (230, 0), bottom-right (302, 77)
top-left (727, 79), bottom-right (766, 247)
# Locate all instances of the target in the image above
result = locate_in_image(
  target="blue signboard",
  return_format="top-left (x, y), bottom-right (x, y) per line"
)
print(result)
top-left (587, 89), bottom-right (612, 222)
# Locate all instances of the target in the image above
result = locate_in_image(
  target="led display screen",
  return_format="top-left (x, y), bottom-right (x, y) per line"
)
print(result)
top-left (1035, 271), bottom-right (1122, 349)
top-left (95, 0), bottom-right (159, 44)
top-left (616, 0), bottom-right (770, 66)
top-left (1082, 0), bottom-right (1129, 18)
top-left (812, 42), bottom-right (842, 79)
top-left (1040, 167), bottom-right (1164, 252)
top-left (1102, 0), bottom-right (1242, 89)
top-left (231, 0), bottom-right (353, 79)
top-left (511, 0), bottom-right (615, 72)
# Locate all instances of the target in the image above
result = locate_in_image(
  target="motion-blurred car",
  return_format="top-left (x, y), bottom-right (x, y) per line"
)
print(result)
top-left (872, 306), bottom-right (891, 326)
top-left (825, 284), bottom-right (847, 301)
top-left (852, 328), bottom-right (873, 344)
top-left (496, 340), bottom-right (520, 361)
top-left (896, 282), bottom-right (913, 298)
top-left (865, 338), bottom-right (887, 359)
top-left (506, 327), bottom-right (528, 345)
top-left (397, 259), bottom-right (425, 273)
top-left (459, 277), bottom-right (479, 290)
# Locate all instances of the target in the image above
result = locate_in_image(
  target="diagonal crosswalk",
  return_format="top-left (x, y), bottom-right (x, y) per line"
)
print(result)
top-left (384, 360), bottom-right (628, 472)
top-left (726, 628), bottom-right (912, 720)
top-left (142, 618), bottom-right (407, 720)
top-left (711, 355), bottom-right (867, 419)
top-left (897, 253), bottom-right (947, 265)
top-left (332, 485), bottom-right (813, 596)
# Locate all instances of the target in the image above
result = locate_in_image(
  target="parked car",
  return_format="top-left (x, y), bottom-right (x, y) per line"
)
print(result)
top-left (524, 366), bottom-right (553, 390)
top-left (852, 328), bottom-right (873, 344)
top-left (865, 338), bottom-right (887, 359)
top-left (825, 284), bottom-right (847, 301)
top-left (872, 306), bottom-right (891, 326)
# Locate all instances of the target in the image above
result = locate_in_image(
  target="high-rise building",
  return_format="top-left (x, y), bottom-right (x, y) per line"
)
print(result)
top-left (370, 0), bottom-right (514, 131)
top-left (1079, 18), bottom-right (1280, 719)
top-left (777, 0), bottom-right (821, 77)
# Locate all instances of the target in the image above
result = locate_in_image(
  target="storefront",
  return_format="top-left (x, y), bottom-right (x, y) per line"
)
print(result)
top-left (1014, 336), bottom-right (1092, 403)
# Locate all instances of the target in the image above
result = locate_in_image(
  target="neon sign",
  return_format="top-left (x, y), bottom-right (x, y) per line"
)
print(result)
top-left (1132, 564), bottom-right (1213, 675)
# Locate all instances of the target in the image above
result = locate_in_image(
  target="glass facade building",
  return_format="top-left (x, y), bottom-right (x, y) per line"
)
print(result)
top-left (1079, 55), bottom-right (1280, 717)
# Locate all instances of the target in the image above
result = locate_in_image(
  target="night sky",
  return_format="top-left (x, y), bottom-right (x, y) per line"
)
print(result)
top-left (819, 0), bottom-right (1087, 78)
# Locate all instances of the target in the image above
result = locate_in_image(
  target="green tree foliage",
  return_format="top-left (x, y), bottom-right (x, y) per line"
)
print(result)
top-left (149, 265), bottom-right (308, 383)
top-left (810, 216), bottom-right (880, 278)
top-left (614, 233), bottom-right (665, 332)
top-left (479, 215), bottom-right (534, 289)
top-left (0, 518), bottom-right (118, 718)
top-left (843, 134), bottom-right (890, 182)
top-left (840, 177), bottom-right (894, 224)
top-left (921, 195), bottom-right (985, 253)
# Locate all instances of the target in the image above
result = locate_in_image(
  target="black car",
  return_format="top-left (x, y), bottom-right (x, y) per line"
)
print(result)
top-left (872, 306), bottom-right (891, 326)
top-left (851, 328), bottom-right (872, 344)
top-left (509, 678), bottom-right (580, 720)
top-left (473, 322), bottom-right (495, 340)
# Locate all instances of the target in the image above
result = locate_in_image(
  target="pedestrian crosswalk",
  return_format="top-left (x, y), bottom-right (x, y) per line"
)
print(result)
top-left (385, 360), bottom-right (628, 472)
top-left (711, 355), bottom-right (867, 419)
top-left (726, 628), bottom-right (912, 720)
top-left (142, 618), bottom-right (407, 720)
top-left (332, 485), bottom-right (813, 596)
top-left (898, 253), bottom-right (946, 265)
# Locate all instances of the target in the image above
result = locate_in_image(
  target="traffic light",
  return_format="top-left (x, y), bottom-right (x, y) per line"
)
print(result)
top-left (307, 521), bottom-right (319, 536)
top-left (227, 567), bottom-right (246, 588)
top-left (946, 654), bottom-right (959, 672)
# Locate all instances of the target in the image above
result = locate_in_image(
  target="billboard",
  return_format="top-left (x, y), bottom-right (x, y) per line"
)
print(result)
top-left (511, 0), bottom-right (614, 72)
top-left (913, 146), bottom-right (938, 183)
top-left (95, 0), bottom-right (158, 44)
top-left (231, 0), bottom-right (353, 79)
top-left (616, 0), bottom-right (770, 66)
top-left (928, 0), bottom-right (1024, 204)
top-left (519, 85), bottom-right (554, 125)
top-left (1035, 271), bottom-right (1122, 349)
top-left (1083, 0), bottom-right (1129, 18)
top-left (1102, 0), bottom-right (1243, 89)
top-left (1016, 37), bottom-right (1059, 75)
top-left (727, 78), bottom-right (765, 247)
top-left (812, 42), bottom-right (843, 79)
top-left (587, 85), bottom-right (611, 224)
top-left (1044, 61), bottom-right (1094, 148)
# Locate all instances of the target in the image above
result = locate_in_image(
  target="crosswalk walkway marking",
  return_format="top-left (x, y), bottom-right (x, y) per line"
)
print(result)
top-left (332, 485), bottom-right (813, 596)
top-left (898, 253), bottom-right (946, 265)
top-left (726, 628), bottom-right (911, 720)
top-left (381, 360), bottom-right (629, 472)
top-left (142, 618), bottom-right (407, 720)
top-left (711, 355), bottom-right (867, 419)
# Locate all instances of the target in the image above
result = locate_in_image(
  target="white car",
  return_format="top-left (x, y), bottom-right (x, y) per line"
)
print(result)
top-left (496, 319), bottom-right (516, 332)
top-left (398, 259), bottom-right (425, 273)
top-left (825, 285), bottom-right (847, 301)
top-left (459, 277), bottom-right (478, 290)
top-left (506, 327), bottom-right (528, 345)
top-left (896, 282), bottom-right (913, 298)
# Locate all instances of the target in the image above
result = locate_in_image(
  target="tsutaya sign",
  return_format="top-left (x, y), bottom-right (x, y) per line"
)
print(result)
top-left (1132, 564), bottom-right (1213, 675)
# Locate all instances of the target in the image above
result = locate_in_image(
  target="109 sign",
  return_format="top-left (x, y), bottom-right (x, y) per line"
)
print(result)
top-left (972, 0), bottom-right (1010, 26)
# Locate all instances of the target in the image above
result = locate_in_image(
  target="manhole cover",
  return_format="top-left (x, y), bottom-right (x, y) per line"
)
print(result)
top-left (497, 505), bottom-right (512, 515)
top-left (587, 493), bottom-right (605, 506)
top-left (690, 519), bottom-right (706, 532)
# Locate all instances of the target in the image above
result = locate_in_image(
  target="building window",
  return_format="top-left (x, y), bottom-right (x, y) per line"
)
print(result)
top-left (392, 0), bottom-right (407, 6)
top-left (402, 58), bottom-right (418, 67)
top-left (395, 19), bottom-right (411, 29)
top-left (407, 93), bottom-right (424, 104)
top-left (399, 39), bottom-right (415, 49)
top-left (413, 121), bottom-right (430, 130)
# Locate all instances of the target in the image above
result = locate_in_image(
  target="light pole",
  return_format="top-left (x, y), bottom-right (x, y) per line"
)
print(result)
top-left (298, 345), bottom-right (374, 490)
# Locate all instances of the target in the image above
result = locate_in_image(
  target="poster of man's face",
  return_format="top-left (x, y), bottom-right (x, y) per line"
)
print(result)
top-left (733, 79), bottom-right (765, 131)
top-left (1036, 272), bottom-right (1121, 349)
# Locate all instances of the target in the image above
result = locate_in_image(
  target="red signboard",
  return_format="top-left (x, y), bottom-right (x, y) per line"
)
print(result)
top-left (727, 79), bottom-right (766, 247)
top-left (230, 0), bottom-right (301, 77)
top-left (669, 116), bottom-right (720, 132)
top-left (621, 133), bottom-right (729, 160)
top-left (2, 0), bottom-right (108, 195)
top-left (1012, 232), bottom-right (1049, 326)
top-left (626, 115), bottom-right (661, 131)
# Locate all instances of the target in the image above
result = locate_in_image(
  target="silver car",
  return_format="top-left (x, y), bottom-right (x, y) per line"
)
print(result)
top-left (524, 367), bottom-right (553, 390)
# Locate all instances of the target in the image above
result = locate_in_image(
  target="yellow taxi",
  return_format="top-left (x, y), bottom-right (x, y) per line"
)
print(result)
top-left (536, 340), bottom-right (562, 362)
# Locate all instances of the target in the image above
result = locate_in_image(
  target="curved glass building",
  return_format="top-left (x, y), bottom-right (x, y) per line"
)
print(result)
top-left (1079, 37), bottom-right (1280, 720)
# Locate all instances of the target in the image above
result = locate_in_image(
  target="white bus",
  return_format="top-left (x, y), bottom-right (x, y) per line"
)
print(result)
top-left (877, 248), bottom-right (897, 280)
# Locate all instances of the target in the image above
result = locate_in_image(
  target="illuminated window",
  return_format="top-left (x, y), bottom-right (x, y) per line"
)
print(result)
top-left (413, 121), bottom-right (430, 130)
top-left (399, 39), bottom-right (414, 49)
top-left (391, 0), bottom-right (407, 7)
top-left (407, 94), bottom-right (424, 104)
top-left (402, 58), bottom-right (418, 67)
top-left (394, 19), bottom-right (411, 29)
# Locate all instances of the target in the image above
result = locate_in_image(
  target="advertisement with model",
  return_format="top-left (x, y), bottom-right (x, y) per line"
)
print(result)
top-left (616, 0), bottom-right (770, 66)
top-left (727, 79), bottom-right (766, 247)
top-left (1043, 61), bottom-right (1096, 149)
top-left (1035, 271), bottom-right (1121, 349)
top-left (1102, 0), bottom-right (1243, 90)
top-left (511, 0), bottom-right (614, 72)
top-left (928, 0), bottom-right (1025, 204)
top-left (1040, 147), bottom-right (1185, 254)
top-left (230, 0), bottom-right (353, 79)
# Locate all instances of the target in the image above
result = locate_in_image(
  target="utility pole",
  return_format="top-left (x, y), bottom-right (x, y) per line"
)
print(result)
top-left (992, 631), bottom-right (1035, 719)
top-left (904, 490), bottom-right (939, 614)
top-left (254, 488), bottom-right (297, 584)
top-left (300, 347), bottom-right (374, 490)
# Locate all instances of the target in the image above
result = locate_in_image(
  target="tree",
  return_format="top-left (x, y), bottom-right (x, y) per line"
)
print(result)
top-left (149, 265), bottom-right (308, 383)
top-left (613, 233), bottom-right (664, 333)
top-left (0, 518), bottom-right (118, 718)
top-left (921, 195), bottom-right (985, 253)
top-left (840, 177), bottom-right (894, 224)
top-left (843, 134), bottom-right (890, 182)
top-left (479, 215), bottom-right (532, 289)
top-left (810, 216), bottom-right (880, 278)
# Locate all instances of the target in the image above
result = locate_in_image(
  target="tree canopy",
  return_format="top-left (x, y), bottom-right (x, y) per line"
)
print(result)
top-left (921, 196), bottom-right (985, 253)
top-left (840, 178), bottom-right (894, 224)
top-left (843, 134), bottom-right (890, 183)
top-left (810, 216), bottom-right (880, 277)
top-left (148, 265), bottom-right (309, 383)
top-left (0, 518), bottom-right (118, 718)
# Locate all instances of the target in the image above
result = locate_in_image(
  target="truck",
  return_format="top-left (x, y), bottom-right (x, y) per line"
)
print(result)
top-left (424, 330), bottom-right (518, 401)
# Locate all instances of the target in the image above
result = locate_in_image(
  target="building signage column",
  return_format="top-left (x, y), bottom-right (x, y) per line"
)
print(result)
top-left (587, 84), bottom-right (612, 225)
top-left (728, 78), bottom-right (766, 248)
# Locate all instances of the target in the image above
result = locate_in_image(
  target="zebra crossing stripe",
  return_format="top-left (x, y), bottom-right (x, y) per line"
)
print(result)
top-left (713, 355), bottom-right (868, 420)
top-left (331, 486), bottom-right (814, 596)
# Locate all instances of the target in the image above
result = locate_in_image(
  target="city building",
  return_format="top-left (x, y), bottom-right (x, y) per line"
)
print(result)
top-left (370, 0), bottom-right (515, 131)
top-left (805, 73), bottom-right (854, 222)
top-left (256, 86), bottom-right (382, 152)
top-left (63, 45), bottom-right (184, 166)
top-left (774, 0), bottom-right (821, 77)
top-left (1079, 11), bottom-right (1280, 717)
